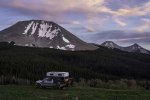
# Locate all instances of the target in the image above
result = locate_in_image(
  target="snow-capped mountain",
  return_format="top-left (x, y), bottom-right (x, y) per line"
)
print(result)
top-left (0, 20), bottom-right (98, 51)
top-left (124, 43), bottom-right (150, 54)
top-left (101, 41), bottom-right (122, 49)
top-left (101, 41), bottom-right (150, 54)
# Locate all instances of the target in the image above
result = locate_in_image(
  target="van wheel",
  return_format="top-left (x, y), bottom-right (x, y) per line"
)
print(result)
top-left (60, 86), bottom-right (65, 90)
top-left (36, 83), bottom-right (42, 88)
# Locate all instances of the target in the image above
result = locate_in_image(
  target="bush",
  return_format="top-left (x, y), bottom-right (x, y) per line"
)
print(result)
top-left (77, 78), bottom-right (149, 90)
top-left (0, 75), bottom-right (31, 85)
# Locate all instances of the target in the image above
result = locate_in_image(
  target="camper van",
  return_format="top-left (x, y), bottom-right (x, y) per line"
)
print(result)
top-left (36, 72), bottom-right (73, 89)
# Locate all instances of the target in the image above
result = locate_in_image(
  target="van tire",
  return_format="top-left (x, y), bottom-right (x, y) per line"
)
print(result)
top-left (36, 83), bottom-right (42, 88)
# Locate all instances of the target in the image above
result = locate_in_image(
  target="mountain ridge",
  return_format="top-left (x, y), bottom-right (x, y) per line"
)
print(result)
top-left (101, 41), bottom-right (150, 54)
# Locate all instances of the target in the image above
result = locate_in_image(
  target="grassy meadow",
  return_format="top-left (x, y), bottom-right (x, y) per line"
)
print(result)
top-left (0, 85), bottom-right (150, 100)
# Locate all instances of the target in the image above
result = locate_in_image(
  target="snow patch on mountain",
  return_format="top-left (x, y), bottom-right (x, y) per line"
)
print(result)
top-left (46, 28), bottom-right (60, 39)
top-left (57, 46), bottom-right (67, 50)
top-left (25, 44), bottom-right (29, 46)
top-left (22, 21), bottom-right (61, 40)
top-left (38, 22), bottom-right (52, 37)
top-left (66, 44), bottom-right (75, 49)
top-left (38, 22), bottom-right (60, 39)
top-left (23, 21), bottom-right (34, 34)
top-left (55, 44), bottom-right (76, 51)
top-left (31, 23), bottom-right (38, 35)
top-left (25, 44), bottom-right (35, 47)
top-left (62, 35), bottom-right (70, 43)
top-left (104, 42), bottom-right (114, 48)
top-left (49, 46), bottom-right (53, 48)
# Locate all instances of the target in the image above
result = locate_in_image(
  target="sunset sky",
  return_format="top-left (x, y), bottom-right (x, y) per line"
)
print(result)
top-left (0, 0), bottom-right (150, 49)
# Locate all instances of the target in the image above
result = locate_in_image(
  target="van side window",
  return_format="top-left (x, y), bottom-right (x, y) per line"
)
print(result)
top-left (50, 74), bottom-right (53, 76)
top-left (47, 78), bottom-right (52, 81)
top-left (58, 74), bottom-right (62, 76)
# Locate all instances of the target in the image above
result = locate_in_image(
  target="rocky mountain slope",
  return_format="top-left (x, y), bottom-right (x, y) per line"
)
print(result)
top-left (0, 20), bottom-right (98, 51)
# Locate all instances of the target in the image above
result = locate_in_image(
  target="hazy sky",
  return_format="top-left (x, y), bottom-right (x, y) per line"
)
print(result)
top-left (0, 0), bottom-right (150, 49)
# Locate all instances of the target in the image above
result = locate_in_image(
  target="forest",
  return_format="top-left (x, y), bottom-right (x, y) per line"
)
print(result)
top-left (0, 42), bottom-right (150, 89)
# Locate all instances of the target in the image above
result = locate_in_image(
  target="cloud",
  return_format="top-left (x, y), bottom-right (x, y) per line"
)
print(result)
top-left (112, 1), bottom-right (150, 17)
top-left (0, 0), bottom-right (105, 15)
top-left (84, 26), bottom-right (96, 32)
top-left (1, 0), bottom-right (150, 34)
top-left (87, 30), bottom-right (150, 44)
top-left (135, 18), bottom-right (150, 32)
top-left (1, 0), bottom-right (150, 20)
top-left (70, 21), bottom-right (81, 25)
top-left (0, 0), bottom-right (108, 27)
top-left (113, 7), bottom-right (143, 17)
top-left (1, 0), bottom-right (150, 29)
top-left (113, 18), bottom-right (127, 27)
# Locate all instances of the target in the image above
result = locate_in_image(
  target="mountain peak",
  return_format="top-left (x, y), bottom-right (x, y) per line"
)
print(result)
top-left (129, 43), bottom-right (142, 50)
top-left (132, 43), bottom-right (139, 46)
top-left (101, 41), bottom-right (121, 49)
top-left (104, 41), bottom-right (115, 43)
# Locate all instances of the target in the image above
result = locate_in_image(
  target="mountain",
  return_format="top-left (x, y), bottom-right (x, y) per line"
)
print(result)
top-left (0, 20), bottom-right (98, 51)
top-left (101, 41), bottom-right (150, 54)
top-left (124, 43), bottom-right (150, 54)
top-left (101, 41), bottom-right (122, 49)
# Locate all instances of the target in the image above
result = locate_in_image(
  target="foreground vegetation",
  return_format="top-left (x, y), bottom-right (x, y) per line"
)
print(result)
top-left (0, 85), bottom-right (150, 100)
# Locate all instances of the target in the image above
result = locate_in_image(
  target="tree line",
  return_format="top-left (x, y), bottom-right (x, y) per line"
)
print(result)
top-left (0, 42), bottom-right (150, 90)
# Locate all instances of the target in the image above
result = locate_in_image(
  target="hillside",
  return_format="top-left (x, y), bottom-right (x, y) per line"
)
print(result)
top-left (0, 42), bottom-right (150, 83)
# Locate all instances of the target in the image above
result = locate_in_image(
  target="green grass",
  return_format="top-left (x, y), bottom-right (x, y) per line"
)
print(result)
top-left (0, 85), bottom-right (150, 100)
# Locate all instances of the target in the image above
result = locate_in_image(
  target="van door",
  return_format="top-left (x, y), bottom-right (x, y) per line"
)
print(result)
top-left (46, 78), bottom-right (54, 86)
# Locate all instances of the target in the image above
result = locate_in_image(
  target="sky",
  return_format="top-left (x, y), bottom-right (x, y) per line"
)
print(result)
top-left (0, 0), bottom-right (150, 49)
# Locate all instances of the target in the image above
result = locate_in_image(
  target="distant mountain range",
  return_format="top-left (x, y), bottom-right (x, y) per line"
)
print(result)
top-left (101, 41), bottom-right (150, 54)
top-left (0, 20), bottom-right (98, 51)
top-left (0, 20), bottom-right (149, 54)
